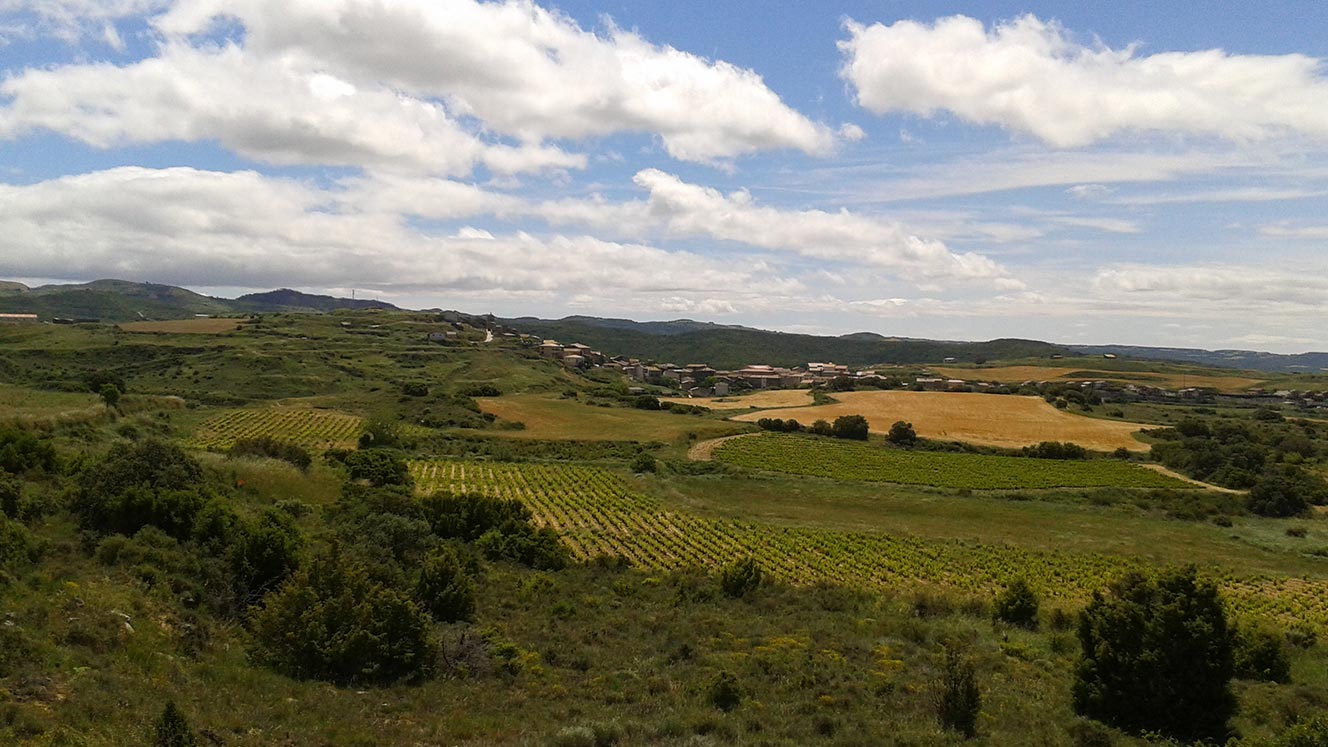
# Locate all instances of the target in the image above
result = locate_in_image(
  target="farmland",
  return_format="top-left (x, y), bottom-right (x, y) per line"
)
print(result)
top-left (186, 407), bottom-right (364, 450)
top-left (476, 393), bottom-right (745, 442)
top-left (409, 458), bottom-right (1328, 630)
top-left (713, 433), bottom-right (1189, 489)
top-left (930, 364), bottom-right (1266, 392)
top-left (118, 318), bottom-right (243, 334)
top-left (660, 389), bottom-right (813, 410)
top-left (734, 390), bottom-right (1152, 451)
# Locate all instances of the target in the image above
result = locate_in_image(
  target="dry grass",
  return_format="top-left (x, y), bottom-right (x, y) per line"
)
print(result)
top-left (477, 394), bottom-right (742, 442)
top-left (660, 389), bottom-right (814, 410)
top-left (733, 390), bottom-right (1152, 452)
top-left (930, 365), bottom-right (1265, 392)
top-left (119, 318), bottom-right (242, 334)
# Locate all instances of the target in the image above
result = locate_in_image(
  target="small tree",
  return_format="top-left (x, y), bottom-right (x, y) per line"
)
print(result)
top-left (809, 419), bottom-right (833, 436)
top-left (936, 647), bottom-right (981, 738)
top-left (416, 545), bottom-right (476, 623)
top-left (1233, 624), bottom-right (1291, 683)
top-left (993, 578), bottom-right (1039, 630)
top-left (1073, 566), bottom-right (1235, 742)
top-left (630, 451), bottom-right (657, 473)
top-left (154, 701), bottom-right (198, 747)
top-left (831, 414), bottom-right (869, 440)
top-left (888, 421), bottom-right (918, 447)
top-left (719, 556), bottom-right (762, 598)
top-left (99, 383), bottom-right (121, 410)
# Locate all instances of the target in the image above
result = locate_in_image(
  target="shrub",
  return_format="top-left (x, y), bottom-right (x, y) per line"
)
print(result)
top-left (1264, 716), bottom-right (1328, 747)
top-left (1023, 441), bottom-right (1088, 460)
top-left (630, 452), bottom-right (656, 473)
top-left (719, 556), bottom-right (762, 598)
top-left (887, 421), bottom-right (918, 447)
top-left (809, 419), bottom-right (833, 437)
top-left (707, 670), bottom-right (743, 712)
top-left (1233, 624), bottom-right (1292, 683)
top-left (0, 427), bottom-right (58, 475)
top-left (416, 545), bottom-right (476, 623)
top-left (0, 476), bottom-right (19, 519)
top-left (1247, 473), bottom-right (1311, 517)
top-left (228, 437), bottom-right (312, 472)
top-left (154, 701), bottom-right (198, 747)
top-left (461, 384), bottom-right (501, 397)
top-left (401, 382), bottom-right (430, 397)
top-left (831, 414), bottom-right (869, 440)
top-left (72, 440), bottom-right (207, 537)
top-left (250, 548), bottom-right (437, 685)
top-left (474, 524), bottom-right (567, 570)
top-left (345, 450), bottom-right (412, 487)
top-left (357, 417), bottom-right (403, 449)
top-left (1073, 566), bottom-right (1235, 742)
top-left (633, 395), bottom-right (661, 411)
top-left (0, 516), bottom-right (40, 580)
top-left (936, 647), bottom-right (981, 738)
top-left (993, 578), bottom-right (1040, 630)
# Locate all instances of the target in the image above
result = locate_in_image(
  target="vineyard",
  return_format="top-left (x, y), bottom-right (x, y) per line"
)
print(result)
top-left (714, 433), bottom-right (1190, 490)
top-left (187, 407), bottom-right (364, 451)
top-left (408, 458), bottom-right (1328, 631)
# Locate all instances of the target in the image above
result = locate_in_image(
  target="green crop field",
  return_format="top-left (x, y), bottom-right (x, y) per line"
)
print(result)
top-left (714, 433), bottom-right (1190, 489)
top-left (409, 458), bottom-right (1328, 630)
top-left (187, 407), bottom-right (365, 451)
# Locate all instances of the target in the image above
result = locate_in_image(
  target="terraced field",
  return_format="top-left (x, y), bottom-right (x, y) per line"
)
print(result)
top-left (408, 458), bottom-right (1328, 631)
top-left (187, 407), bottom-right (364, 451)
top-left (714, 433), bottom-right (1190, 490)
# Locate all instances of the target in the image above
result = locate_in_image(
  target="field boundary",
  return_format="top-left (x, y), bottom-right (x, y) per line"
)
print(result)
top-left (688, 432), bottom-right (760, 461)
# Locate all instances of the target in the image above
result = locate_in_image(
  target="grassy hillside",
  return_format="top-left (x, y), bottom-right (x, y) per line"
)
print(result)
top-left (503, 317), bottom-right (1068, 368)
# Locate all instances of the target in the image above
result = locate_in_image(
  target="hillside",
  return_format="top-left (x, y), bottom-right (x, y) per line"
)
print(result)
top-left (1071, 344), bottom-right (1328, 374)
top-left (502, 315), bottom-right (1066, 368)
top-left (0, 281), bottom-right (29, 294)
top-left (234, 288), bottom-right (400, 313)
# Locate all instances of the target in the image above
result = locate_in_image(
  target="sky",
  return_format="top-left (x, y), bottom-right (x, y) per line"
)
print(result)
top-left (1, 1), bottom-right (1327, 353)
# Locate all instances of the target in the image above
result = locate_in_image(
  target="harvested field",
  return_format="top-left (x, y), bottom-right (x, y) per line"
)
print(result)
top-left (478, 394), bottom-right (744, 442)
top-left (660, 389), bottom-right (813, 411)
top-left (930, 365), bottom-right (1264, 392)
top-left (733, 390), bottom-right (1152, 452)
top-left (119, 318), bottom-right (242, 334)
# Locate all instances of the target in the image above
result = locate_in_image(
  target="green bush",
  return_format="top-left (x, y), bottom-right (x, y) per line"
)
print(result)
top-left (707, 670), bottom-right (743, 712)
top-left (993, 578), bottom-right (1040, 630)
top-left (1023, 441), bottom-right (1088, 460)
top-left (0, 476), bottom-right (19, 519)
top-left (1233, 624), bottom-right (1291, 683)
top-left (73, 440), bottom-right (208, 538)
top-left (719, 556), bottom-right (762, 598)
top-left (887, 421), bottom-right (918, 447)
top-left (154, 701), bottom-right (198, 747)
top-left (345, 449), bottom-right (412, 487)
top-left (0, 427), bottom-right (58, 475)
top-left (250, 548), bottom-right (437, 685)
top-left (1247, 472), bottom-right (1312, 517)
top-left (0, 516), bottom-right (40, 580)
top-left (1073, 566), bottom-right (1234, 742)
top-left (831, 414), bottom-right (869, 440)
top-left (228, 437), bottom-right (312, 472)
top-left (630, 452), bottom-right (656, 473)
top-left (416, 545), bottom-right (476, 623)
top-left (937, 647), bottom-right (981, 738)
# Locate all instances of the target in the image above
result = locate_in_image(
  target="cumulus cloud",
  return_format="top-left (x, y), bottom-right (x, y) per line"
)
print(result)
top-left (0, 166), bottom-right (792, 302)
top-left (839, 14), bottom-right (1328, 147)
top-left (0, 42), bottom-right (584, 176)
top-left (143, 0), bottom-right (834, 164)
top-left (0, 0), bottom-right (168, 43)
top-left (1093, 264), bottom-right (1328, 306)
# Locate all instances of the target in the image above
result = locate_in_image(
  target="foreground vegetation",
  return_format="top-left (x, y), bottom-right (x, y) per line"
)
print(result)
top-left (2, 312), bottom-right (1327, 745)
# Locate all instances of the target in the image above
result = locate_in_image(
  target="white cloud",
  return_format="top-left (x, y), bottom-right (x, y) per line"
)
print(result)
top-left (1258, 223), bottom-right (1328, 239)
top-left (151, 0), bottom-right (835, 164)
top-left (1066, 184), bottom-right (1112, 200)
top-left (0, 42), bottom-right (584, 176)
top-left (0, 0), bottom-right (168, 43)
top-left (0, 166), bottom-right (790, 301)
top-left (1092, 264), bottom-right (1328, 306)
top-left (840, 14), bottom-right (1328, 147)
top-left (1048, 216), bottom-right (1141, 234)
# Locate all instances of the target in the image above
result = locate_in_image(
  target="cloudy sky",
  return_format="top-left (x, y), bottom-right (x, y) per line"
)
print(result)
top-left (2, 1), bottom-right (1327, 352)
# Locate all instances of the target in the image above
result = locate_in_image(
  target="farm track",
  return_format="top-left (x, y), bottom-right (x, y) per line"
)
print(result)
top-left (687, 432), bottom-right (760, 461)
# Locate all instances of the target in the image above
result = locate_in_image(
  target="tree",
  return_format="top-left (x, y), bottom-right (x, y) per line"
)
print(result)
top-left (630, 451), bottom-right (656, 473)
top-left (99, 383), bottom-right (121, 410)
top-left (1233, 624), bottom-right (1291, 683)
top-left (72, 440), bottom-right (207, 538)
top-left (153, 701), bottom-right (198, 747)
top-left (416, 545), bottom-right (476, 623)
top-left (887, 421), bottom-right (918, 447)
top-left (345, 450), bottom-right (412, 488)
top-left (250, 548), bottom-right (437, 685)
top-left (993, 578), bottom-right (1039, 629)
top-left (1247, 473), bottom-right (1311, 518)
top-left (1073, 566), bottom-right (1235, 742)
top-left (937, 647), bottom-right (981, 738)
top-left (831, 414), bottom-right (869, 440)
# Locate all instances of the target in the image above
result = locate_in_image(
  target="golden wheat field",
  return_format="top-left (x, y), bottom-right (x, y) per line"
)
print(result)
top-left (733, 390), bottom-right (1152, 451)
top-left (660, 389), bottom-right (814, 410)
top-left (929, 365), bottom-right (1265, 392)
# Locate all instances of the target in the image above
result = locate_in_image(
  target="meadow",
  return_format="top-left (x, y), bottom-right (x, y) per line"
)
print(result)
top-left (713, 433), bottom-right (1189, 489)
top-left (476, 394), bottom-right (746, 442)
top-left (734, 390), bottom-right (1152, 451)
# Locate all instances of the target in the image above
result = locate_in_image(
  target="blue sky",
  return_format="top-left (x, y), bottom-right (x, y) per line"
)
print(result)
top-left (1, 1), bottom-right (1327, 353)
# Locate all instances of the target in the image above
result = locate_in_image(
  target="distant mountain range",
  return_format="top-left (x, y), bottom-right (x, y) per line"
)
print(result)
top-left (3, 279), bottom-right (1324, 373)
top-left (0, 279), bottom-right (400, 319)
